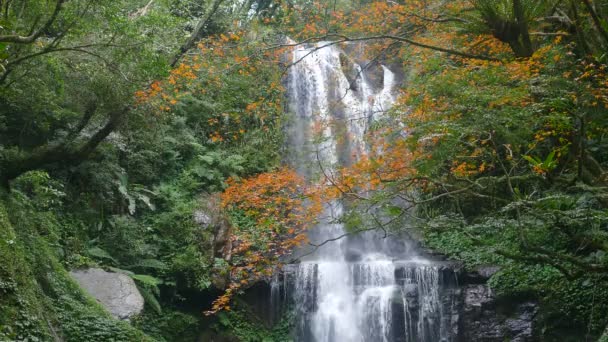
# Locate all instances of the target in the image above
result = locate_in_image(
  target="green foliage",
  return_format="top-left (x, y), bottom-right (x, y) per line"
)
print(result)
top-left (0, 5), bottom-right (285, 338)
top-left (213, 303), bottom-right (294, 342)
top-left (138, 285), bottom-right (163, 315)
top-left (398, 21), bottom-right (608, 337)
top-left (0, 195), bottom-right (150, 341)
top-left (87, 246), bottom-right (117, 263)
top-left (470, 0), bottom-right (554, 22)
top-left (133, 309), bottom-right (200, 342)
top-left (522, 150), bottom-right (558, 174)
top-left (132, 274), bottom-right (163, 287)
top-left (55, 295), bottom-right (150, 342)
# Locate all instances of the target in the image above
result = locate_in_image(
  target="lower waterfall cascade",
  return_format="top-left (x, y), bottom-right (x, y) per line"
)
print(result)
top-left (275, 41), bottom-right (459, 342)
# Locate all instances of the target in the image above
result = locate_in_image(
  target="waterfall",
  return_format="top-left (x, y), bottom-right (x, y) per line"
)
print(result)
top-left (282, 41), bottom-right (456, 342)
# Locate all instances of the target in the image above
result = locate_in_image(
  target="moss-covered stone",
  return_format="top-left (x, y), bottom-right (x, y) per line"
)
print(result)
top-left (0, 196), bottom-right (152, 341)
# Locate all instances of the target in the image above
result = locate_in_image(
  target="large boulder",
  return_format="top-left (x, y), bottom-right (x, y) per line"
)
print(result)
top-left (70, 268), bottom-right (144, 320)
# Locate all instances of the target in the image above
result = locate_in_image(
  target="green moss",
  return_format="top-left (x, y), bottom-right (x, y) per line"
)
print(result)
top-left (0, 198), bottom-right (51, 341)
top-left (0, 195), bottom-right (152, 341)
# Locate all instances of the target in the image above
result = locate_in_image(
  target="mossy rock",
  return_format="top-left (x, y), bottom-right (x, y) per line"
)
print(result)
top-left (0, 197), bottom-right (152, 341)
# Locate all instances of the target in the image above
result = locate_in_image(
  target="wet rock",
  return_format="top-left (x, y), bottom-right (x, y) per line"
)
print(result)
top-left (393, 265), bottom-right (411, 280)
top-left (344, 249), bottom-right (363, 262)
top-left (460, 284), bottom-right (538, 341)
top-left (195, 194), bottom-right (233, 289)
top-left (460, 285), bottom-right (504, 341)
top-left (70, 268), bottom-right (144, 320)
top-left (402, 283), bottom-right (418, 296)
top-left (193, 210), bottom-right (212, 226)
top-left (400, 284), bottom-right (419, 309)
top-left (464, 284), bottom-right (495, 308)
top-left (505, 302), bottom-right (538, 341)
top-left (362, 61), bottom-right (386, 91)
top-left (339, 53), bottom-right (360, 91)
top-left (197, 194), bottom-right (232, 261)
top-left (462, 265), bottom-right (501, 284)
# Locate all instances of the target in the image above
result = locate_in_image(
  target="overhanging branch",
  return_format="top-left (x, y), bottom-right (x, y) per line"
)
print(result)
top-left (273, 33), bottom-right (502, 62)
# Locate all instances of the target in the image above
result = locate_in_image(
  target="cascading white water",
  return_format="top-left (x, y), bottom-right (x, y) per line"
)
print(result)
top-left (283, 41), bottom-right (455, 342)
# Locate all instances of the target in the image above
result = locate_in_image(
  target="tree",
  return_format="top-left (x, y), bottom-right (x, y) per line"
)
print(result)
top-left (0, 1), bottom-right (145, 186)
top-left (0, 0), bottom-right (244, 187)
top-left (470, 0), bottom-right (539, 57)
top-left (206, 168), bottom-right (322, 314)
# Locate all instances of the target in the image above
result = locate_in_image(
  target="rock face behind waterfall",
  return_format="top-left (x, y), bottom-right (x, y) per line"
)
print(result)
top-left (262, 39), bottom-right (539, 342)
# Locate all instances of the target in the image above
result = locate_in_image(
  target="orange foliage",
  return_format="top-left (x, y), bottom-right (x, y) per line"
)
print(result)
top-left (340, 133), bottom-right (416, 192)
top-left (206, 168), bottom-right (323, 314)
top-left (134, 29), bottom-right (287, 145)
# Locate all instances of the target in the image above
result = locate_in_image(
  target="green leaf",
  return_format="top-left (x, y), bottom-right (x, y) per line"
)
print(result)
top-left (523, 155), bottom-right (540, 165)
top-left (545, 150), bottom-right (556, 163)
top-left (107, 266), bottom-right (134, 276)
top-left (131, 274), bottom-right (162, 287)
top-left (130, 259), bottom-right (168, 270)
top-left (218, 312), bottom-right (231, 327)
top-left (198, 154), bottom-right (215, 165)
top-left (383, 205), bottom-right (403, 217)
top-left (86, 247), bottom-right (116, 262)
top-left (137, 284), bottom-right (162, 314)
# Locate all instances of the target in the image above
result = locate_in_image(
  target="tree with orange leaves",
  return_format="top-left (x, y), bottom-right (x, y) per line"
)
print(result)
top-left (206, 168), bottom-right (322, 314)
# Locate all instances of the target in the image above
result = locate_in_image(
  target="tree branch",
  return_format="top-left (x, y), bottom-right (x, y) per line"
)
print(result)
top-left (1, 106), bottom-right (129, 184)
top-left (580, 0), bottom-right (608, 45)
top-left (129, 0), bottom-right (155, 19)
top-left (170, 0), bottom-right (225, 67)
top-left (274, 33), bottom-right (502, 62)
top-left (0, 0), bottom-right (65, 44)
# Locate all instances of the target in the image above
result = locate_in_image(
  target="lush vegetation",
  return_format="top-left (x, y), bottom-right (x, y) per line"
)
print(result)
top-left (0, 0), bottom-right (287, 340)
top-left (1, 0), bottom-right (608, 341)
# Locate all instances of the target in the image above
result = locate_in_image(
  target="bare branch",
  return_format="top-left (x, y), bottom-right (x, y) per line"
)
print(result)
top-left (129, 0), bottom-right (155, 19)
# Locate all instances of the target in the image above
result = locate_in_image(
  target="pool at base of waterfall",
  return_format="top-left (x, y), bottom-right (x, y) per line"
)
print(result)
top-left (272, 258), bottom-right (459, 342)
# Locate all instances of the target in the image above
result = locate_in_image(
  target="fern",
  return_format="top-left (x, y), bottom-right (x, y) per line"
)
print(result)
top-left (131, 274), bottom-right (163, 287)
top-left (137, 284), bottom-right (162, 314)
top-left (86, 247), bottom-right (117, 263)
top-left (129, 259), bottom-right (168, 270)
top-left (470, 0), bottom-right (552, 21)
top-left (106, 266), bottom-right (134, 276)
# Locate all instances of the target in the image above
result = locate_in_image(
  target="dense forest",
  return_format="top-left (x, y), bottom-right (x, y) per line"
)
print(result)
top-left (1, 0), bottom-right (608, 341)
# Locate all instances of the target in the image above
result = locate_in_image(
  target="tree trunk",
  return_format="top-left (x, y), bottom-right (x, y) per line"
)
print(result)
top-left (170, 0), bottom-right (225, 67)
top-left (512, 0), bottom-right (534, 57)
top-left (599, 324), bottom-right (608, 342)
top-left (581, 0), bottom-right (608, 46)
top-left (0, 107), bottom-right (127, 187)
top-left (570, 0), bottom-right (593, 55)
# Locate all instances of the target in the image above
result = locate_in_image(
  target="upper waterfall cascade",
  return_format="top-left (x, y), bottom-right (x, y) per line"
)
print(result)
top-left (279, 41), bottom-right (457, 342)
